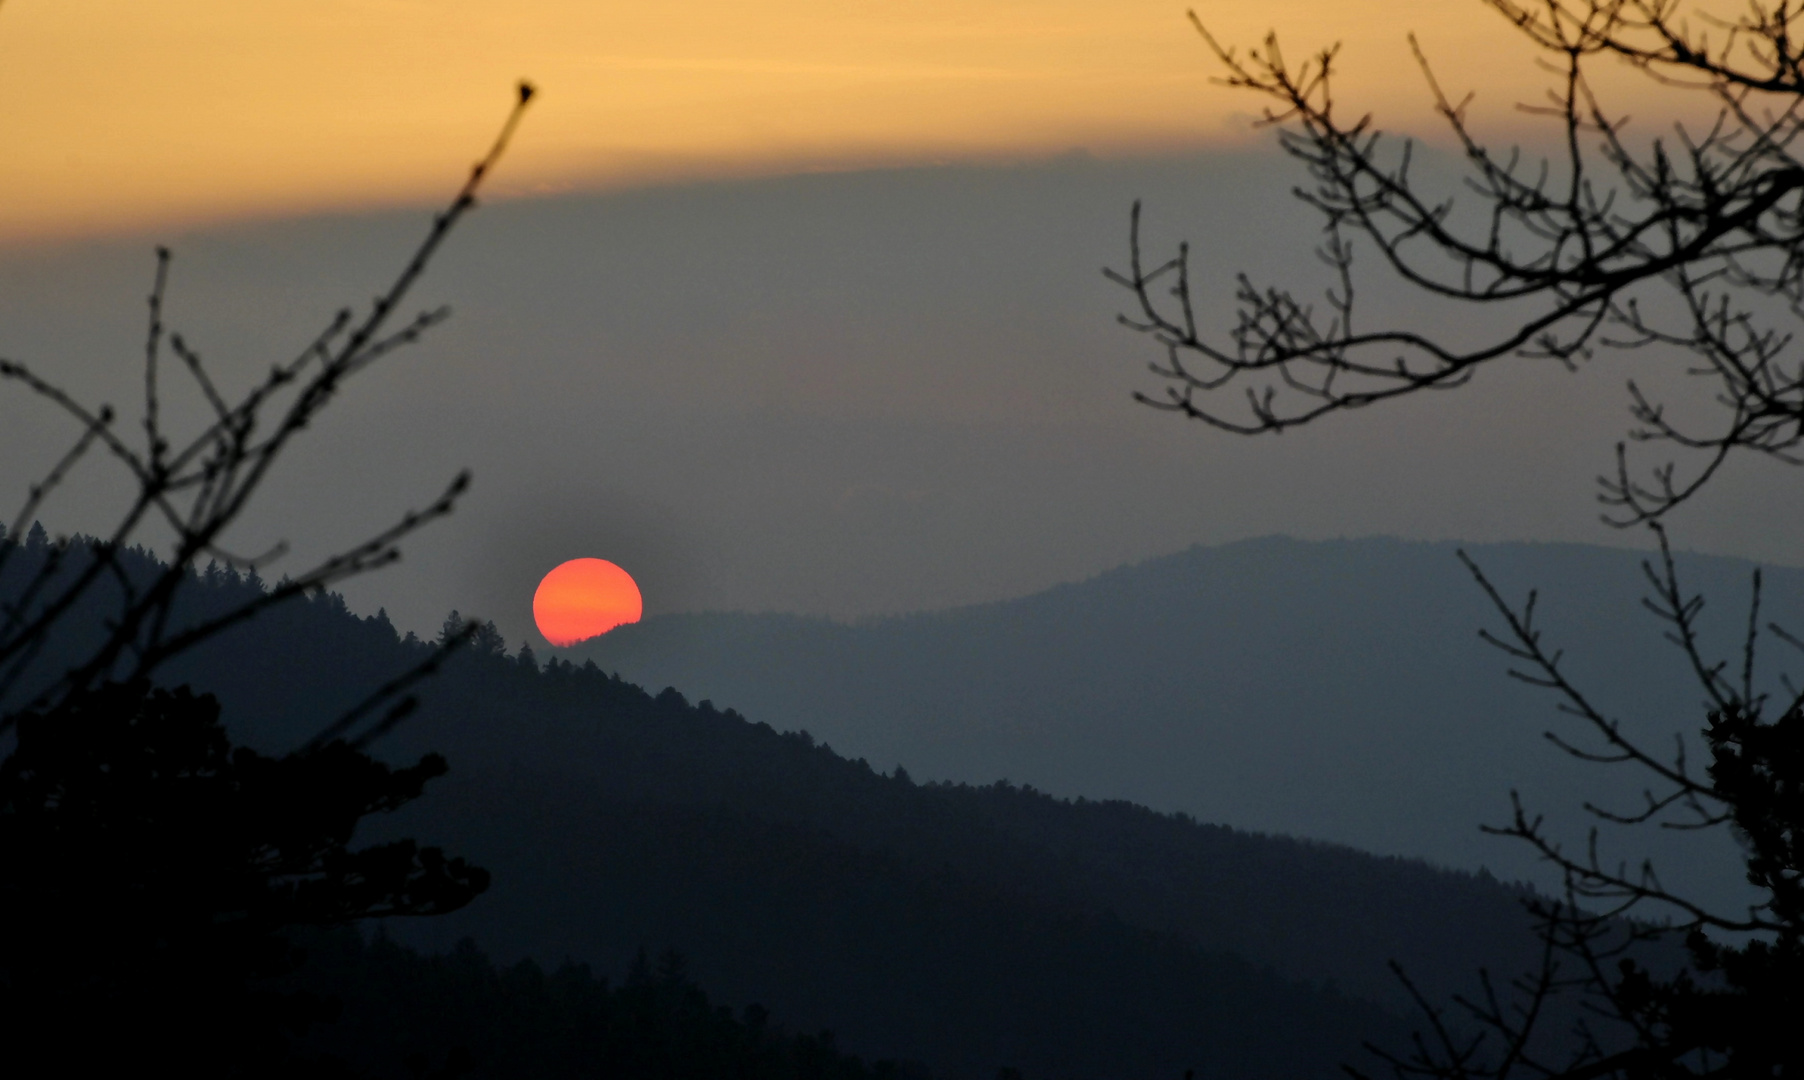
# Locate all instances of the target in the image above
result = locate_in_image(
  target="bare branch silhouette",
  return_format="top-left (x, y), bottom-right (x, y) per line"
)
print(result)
top-left (0, 82), bottom-right (537, 735)
top-left (0, 81), bottom-right (535, 1072)
top-left (1116, 5), bottom-right (1804, 1076)
top-left (1109, 1), bottom-right (1804, 525)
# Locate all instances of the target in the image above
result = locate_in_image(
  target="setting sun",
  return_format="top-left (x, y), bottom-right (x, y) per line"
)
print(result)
top-left (532, 558), bottom-right (643, 647)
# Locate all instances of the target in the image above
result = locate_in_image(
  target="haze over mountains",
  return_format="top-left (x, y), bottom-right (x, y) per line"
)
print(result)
top-left (575, 535), bottom-right (1799, 915)
top-left (7, 150), bottom-right (1799, 647)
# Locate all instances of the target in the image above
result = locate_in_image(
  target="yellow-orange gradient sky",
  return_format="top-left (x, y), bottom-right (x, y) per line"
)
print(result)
top-left (0, 0), bottom-right (1673, 242)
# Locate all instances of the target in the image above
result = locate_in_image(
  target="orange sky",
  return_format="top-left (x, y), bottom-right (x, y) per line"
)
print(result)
top-left (0, 1), bottom-right (1664, 241)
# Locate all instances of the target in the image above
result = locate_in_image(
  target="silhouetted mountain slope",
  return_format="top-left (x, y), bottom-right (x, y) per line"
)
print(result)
top-left (1, 535), bottom-right (1588, 1078)
top-left (352, 659), bottom-right (1430, 1079)
top-left (573, 536), bottom-right (1800, 915)
top-left (289, 929), bottom-right (928, 1080)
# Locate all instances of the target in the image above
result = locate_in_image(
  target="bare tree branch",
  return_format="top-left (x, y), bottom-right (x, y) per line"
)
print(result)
top-left (0, 81), bottom-right (537, 739)
top-left (1110, 2), bottom-right (1804, 524)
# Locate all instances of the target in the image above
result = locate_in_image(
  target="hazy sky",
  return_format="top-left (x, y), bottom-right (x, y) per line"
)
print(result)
top-left (2, 3), bottom-right (1795, 648)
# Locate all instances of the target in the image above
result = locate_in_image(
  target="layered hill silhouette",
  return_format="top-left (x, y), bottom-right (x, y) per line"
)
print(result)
top-left (574, 535), bottom-right (1802, 915)
top-left (0, 531), bottom-right (1594, 1079)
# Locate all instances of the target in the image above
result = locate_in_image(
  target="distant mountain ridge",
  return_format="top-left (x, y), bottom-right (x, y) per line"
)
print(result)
top-left (573, 535), bottom-right (1800, 914)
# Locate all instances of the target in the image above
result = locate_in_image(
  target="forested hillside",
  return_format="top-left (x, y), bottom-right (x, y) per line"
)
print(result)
top-left (3, 532), bottom-right (1572, 1078)
top-left (285, 929), bottom-right (925, 1080)
top-left (576, 536), bottom-right (1795, 913)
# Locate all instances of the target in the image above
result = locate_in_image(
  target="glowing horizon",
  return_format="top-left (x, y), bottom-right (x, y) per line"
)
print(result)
top-left (0, 1), bottom-right (1664, 243)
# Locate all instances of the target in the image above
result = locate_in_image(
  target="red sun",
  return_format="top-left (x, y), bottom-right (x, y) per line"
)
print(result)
top-left (532, 558), bottom-right (643, 647)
